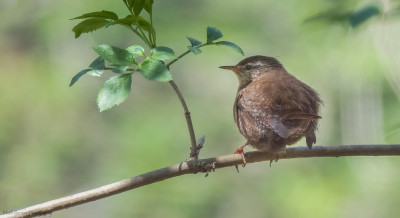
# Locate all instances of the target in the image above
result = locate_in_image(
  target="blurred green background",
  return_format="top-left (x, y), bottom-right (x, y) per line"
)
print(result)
top-left (1, 0), bottom-right (400, 217)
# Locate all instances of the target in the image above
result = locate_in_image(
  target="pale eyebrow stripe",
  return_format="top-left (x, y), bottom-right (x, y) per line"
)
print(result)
top-left (249, 61), bottom-right (265, 67)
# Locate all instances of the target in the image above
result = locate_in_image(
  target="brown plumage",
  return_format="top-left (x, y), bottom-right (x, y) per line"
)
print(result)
top-left (220, 55), bottom-right (322, 163)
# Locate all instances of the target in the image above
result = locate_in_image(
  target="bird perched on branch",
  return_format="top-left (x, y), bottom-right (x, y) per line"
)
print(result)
top-left (220, 55), bottom-right (322, 165)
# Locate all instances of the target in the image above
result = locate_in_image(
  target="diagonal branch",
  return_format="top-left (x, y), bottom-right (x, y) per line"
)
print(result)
top-left (2, 144), bottom-right (400, 218)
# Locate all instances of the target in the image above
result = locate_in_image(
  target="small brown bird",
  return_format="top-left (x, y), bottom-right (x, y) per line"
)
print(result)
top-left (220, 55), bottom-right (322, 164)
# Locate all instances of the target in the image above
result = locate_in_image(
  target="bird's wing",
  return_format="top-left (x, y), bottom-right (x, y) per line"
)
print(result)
top-left (265, 115), bottom-right (289, 138)
top-left (236, 93), bottom-right (289, 139)
top-left (259, 112), bottom-right (321, 139)
top-left (281, 112), bottom-right (321, 120)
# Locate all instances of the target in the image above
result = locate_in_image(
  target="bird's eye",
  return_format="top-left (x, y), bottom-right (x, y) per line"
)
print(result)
top-left (245, 65), bottom-right (252, 70)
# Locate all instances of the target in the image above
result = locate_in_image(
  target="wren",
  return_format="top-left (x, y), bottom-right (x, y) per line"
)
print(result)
top-left (220, 55), bottom-right (322, 164)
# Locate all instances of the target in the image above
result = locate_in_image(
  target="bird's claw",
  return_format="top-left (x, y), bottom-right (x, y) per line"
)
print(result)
top-left (234, 145), bottom-right (247, 172)
top-left (269, 158), bottom-right (279, 167)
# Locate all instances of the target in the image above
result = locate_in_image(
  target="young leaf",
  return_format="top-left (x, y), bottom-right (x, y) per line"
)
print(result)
top-left (97, 74), bottom-right (132, 112)
top-left (114, 15), bottom-right (135, 26)
top-left (124, 0), bottom-right (134, 10)
top-left (88, 56), bottom-right (105, 76)
top-left (136, 16), bottom-right (152, 32)
top-left (69, 69), bottom-right (92, 86)
top-left (143, 0), bottom-right (154, 13)
top-left (215, 41), bottom-right (244, 55)
top-left (303, 10), bottom-right (351, 24)
top-left (71, 10), bottom-right (118, 20)
top-left (89, 56), bottom-right (105, 69)
top-left (350, 5), bottom-right (380, 27)
top-left (186, 37), bottom-right (202, 47)
top-left (93, 44), bottom-right (136, 66)
top-left (72, 18), bottom-right (110, 38)
top-left (207, 27), bottom-right (223, 42)
top-left (112, 66), bottom-right (129, 73)
top-left (126, 45), bottom-right (145, 58)
top-left (87, 69), bottom-right (103, 77)
top-left (132, 0), bottom-right (145, 16)
top-left (150, 46), bottom-right (175, 61)
top-left (139, 59), bottom-right (172, 81)
top-left (187, 46), bottom-right (202, 55)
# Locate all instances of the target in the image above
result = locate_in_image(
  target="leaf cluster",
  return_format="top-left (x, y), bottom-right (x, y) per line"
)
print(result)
top-left (70, 44), bottom-right (174, 111)
top-left (304, 4), bottom-right (384, 28)
top-left (185, 27), bottom-right (244, 56)
top-left (72, 0), bottom-right (155, 48)
top-left (70, 1), bottom-right (244, 112)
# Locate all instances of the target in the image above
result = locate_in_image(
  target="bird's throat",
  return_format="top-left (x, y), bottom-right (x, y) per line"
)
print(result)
top-left (235, 73), bottom-right (252, 90)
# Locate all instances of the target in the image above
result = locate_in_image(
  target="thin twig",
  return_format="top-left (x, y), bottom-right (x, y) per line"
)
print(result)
top-left (166, 50), bottom-right (191, 68)
top-left (166, 43), bottom-right (207, 68)
top-left (165, 44), bottom-right (209, 158)
top-left (168, 80), bottom-right (198, 158)
top-left (3, 144), bottom-right (400, 218)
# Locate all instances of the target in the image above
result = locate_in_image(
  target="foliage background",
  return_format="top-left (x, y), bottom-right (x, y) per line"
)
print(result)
top-left (1, 0), bottom-right (400, 217)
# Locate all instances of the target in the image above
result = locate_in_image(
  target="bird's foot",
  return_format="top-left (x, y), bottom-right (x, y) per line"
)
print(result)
top-left (269, 158), bottom-right (279, 167)
top-left (234, 145), bottom-right (247, 165)
top-left (234, 144), bottom-right (247, 172)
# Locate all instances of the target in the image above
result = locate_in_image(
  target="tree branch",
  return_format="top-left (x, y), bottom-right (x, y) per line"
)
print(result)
top-left (168, 80), bottom-right (198, 158)
top-left (3, 144), bottom-right (400, 218)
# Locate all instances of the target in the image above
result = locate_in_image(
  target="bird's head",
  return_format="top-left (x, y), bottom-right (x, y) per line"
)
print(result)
top-left (220, 55), bottom-right (284, 89)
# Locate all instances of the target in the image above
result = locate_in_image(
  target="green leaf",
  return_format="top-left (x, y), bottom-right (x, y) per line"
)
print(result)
top-left (93, 44), bottom-right (136, 66)
top-left (88, 56), bottom-right (105, 76)
top-left (71, 10), bottom-right (118, 20)
top-left (304, 10), bottom-right (352, 24)
top-left (132, 0), bottom-right (145, 16)
top-left (215, 41), bottom-right (244, 55)
top-left (139, 59), bottom-right (172, 81)
top-left (72, 18), bottom-right (110, 38)
top-left (143, 0), bottom-right (154, 13)
top-left (186, 37), bottom-right (202, 47)
top-left (89, 56), bottom-right (105, 69)
top-left (150, 46), bottom-right (175, 61)
top-left (187, 46), bottom-right (202, 55)
top-left (126, 45), bottom-right (145, 58)
top-left (112, 66), bottom-right (129, 73)
top-left (207, 27), bottom-right (223, 42)
top-left (124, 0), bottom-right (134, 10)
top-left (114, 15), bottom-right (135, 26)
top-left (69, 69), bottom-right (92, 86)
top-left (97, 74), bottom-right (132, 112)
top-left (137, 16), bottom-right (152, 32)
top-left (350, 5), bottom-right (380, 27)
top-left (87, 69), bottom-right (103, 77)
top-left (111, 15), bottom-right (152, 33)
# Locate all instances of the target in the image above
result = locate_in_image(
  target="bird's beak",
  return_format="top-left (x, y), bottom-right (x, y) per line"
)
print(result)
top-left (219, 65), bottom-right (239, 73)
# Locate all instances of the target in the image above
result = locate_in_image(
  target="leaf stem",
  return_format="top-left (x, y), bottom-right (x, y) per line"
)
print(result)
top-left (166, 50), bottom-right (191, 67)
top-left (122, 1), bottom-right (153, 48)
top-left (135, 22), bottom-right (153, 48)
top-left (166, 43), bottom-right (208, 67)
top-left (104, 66), bottom-right (136, 72)
top-left (123, 25), bottom-right (152, 48)
top-left (149, 13), bottom-right (156, 47)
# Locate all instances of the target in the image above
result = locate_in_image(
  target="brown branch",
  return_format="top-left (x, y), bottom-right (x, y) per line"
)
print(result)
top-left (168, 80), bottom-right (199, 158)
top-left (3, 144), bottom-right (400, 218)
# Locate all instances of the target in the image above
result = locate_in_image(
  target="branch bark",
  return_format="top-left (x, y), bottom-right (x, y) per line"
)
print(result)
top-left (168, 80), bottom-right (199, 158)
top-left (2, 144), bottom-right (400, 218)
